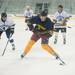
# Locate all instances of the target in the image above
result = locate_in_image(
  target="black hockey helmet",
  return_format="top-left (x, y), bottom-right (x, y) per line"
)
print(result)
top-left (1, 12), bottom-right (7, 18)
top-left (40, 10), bottom-right (48, 16)
top-left (58, 5), bottom-right (63, 8)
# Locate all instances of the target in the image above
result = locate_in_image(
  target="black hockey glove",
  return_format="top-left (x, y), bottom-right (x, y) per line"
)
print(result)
top-left (27, 22), bottom-right (34, 31)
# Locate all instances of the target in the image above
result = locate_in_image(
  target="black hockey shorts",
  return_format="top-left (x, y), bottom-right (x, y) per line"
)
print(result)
top-left (55, 28), bottom-right (66, 33)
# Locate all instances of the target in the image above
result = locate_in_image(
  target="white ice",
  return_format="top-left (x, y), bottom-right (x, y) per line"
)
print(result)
top-left (0, 16), bottom-right (75, 75)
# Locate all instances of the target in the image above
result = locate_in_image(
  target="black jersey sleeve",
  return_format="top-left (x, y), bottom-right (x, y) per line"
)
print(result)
top-left (27, 17), bottom-right (35, 31)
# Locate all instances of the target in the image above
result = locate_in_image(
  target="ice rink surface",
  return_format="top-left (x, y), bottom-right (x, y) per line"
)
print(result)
top-left (0, 16), bottom-right (75, 75)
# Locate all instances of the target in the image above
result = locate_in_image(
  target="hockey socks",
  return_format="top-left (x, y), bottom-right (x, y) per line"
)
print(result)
top-left (21, 40), bottom-right (36, 58)
top-left (41, 44), bottom-right (56, 55)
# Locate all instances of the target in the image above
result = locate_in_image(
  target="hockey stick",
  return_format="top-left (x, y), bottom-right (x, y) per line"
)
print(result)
top-left (1, 25), bottom-right (15, 56)
top-left (1, 24), bottom-right (15, 56)
top-left (2, 33), bottom-right (12, 56)
top-left (2, 38), bottom-right (10, 56)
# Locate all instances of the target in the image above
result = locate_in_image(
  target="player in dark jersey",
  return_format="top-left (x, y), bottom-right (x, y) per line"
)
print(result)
top-left (21, 10), bottom-right (65, 65)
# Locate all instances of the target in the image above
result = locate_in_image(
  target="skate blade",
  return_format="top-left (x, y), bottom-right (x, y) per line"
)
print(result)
top-left (59, 59), bottom-right (66, 66)
top-left (59, 61), bottom-right (66, 66)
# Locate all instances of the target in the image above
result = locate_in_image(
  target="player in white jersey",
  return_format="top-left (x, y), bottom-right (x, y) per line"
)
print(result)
top-left (24, 5), bottom-right (33, 22)
top-left (24, 5), bottom-right (34, 30)
top-left (54, 5), bottom-right (71, 44)
top-left (0, 12), bottom-right (15, 50)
